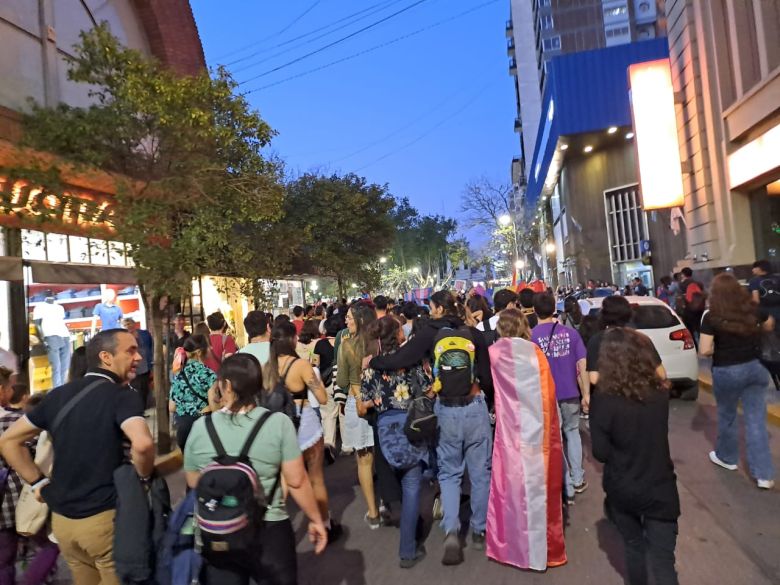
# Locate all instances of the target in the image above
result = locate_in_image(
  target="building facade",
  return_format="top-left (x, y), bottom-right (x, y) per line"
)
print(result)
top-left (0, 0), bottom-right (205, 386)
top-left (665, 0), bottom-right (780, 278)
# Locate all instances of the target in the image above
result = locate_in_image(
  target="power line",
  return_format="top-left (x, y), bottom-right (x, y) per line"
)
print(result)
top-left (241, 0), bottom-right (499, 93)
top-left (238, 0), bottom-right (432, 85)
top-left (226, 0), bottom-right (404, 68)
top-left (230, 0), bottom-right (408, 73)
top-left (274, 0), bottom-right (324, 37)
top-left (353, 80), bottom-right (495, 172)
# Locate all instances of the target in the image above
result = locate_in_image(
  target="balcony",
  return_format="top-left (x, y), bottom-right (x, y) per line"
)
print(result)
top-left (507, 37), bottom-right (515, 56)
top-left (505, 19), bottom-right (513, 38)
top-left (514, 117), bottom-right (522, 132)
top-left (508, 57), bottom-right (517, 75)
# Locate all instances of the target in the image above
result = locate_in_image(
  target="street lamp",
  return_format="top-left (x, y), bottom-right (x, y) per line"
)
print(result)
top-left (515, 260), bottom-right (525, 270)
top-left (311, 280), bottom-right (318, 291)
top-left (545, 242), bottom-right (556, 254)
top-left (411, 267), bottom-right (420, 274)
top-left (498, 214), bottom-right (512, 227)
top-left (379, 257), bottom-right (387, 264)
top-left (351, 283), bottom-right (358, 289)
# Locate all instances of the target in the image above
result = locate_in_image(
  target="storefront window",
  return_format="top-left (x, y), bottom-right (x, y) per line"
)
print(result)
top-left (69, 236), bottom-right (90, 263)
top-left (751, 184), bottom-right (780, 272)
top-left (46, 233), bottom-right (69, 263)
top-left (21, 229), bottom-right (46, 260)
top-left (89, 239), bottom-right (108, 265)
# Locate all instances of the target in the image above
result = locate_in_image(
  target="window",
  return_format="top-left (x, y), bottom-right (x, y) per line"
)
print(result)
top-left (604, 185), bottom-right (648, 263)
top-left (542, 36), bottom-right (561, 51)
top-left (606, 25), bottom-right (630, 38)
top-left (604, 6), bottom-right (628, 18)
top-left (540, 14), bottom-right (554, 30)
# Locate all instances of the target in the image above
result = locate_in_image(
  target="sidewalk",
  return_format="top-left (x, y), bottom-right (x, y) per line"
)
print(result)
top-left (698, 357), bottom-right (780, 427)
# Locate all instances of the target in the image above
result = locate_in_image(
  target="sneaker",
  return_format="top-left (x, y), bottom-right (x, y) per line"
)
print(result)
top-left (757, 479), bottom-right (775, 490)
top-left (471, 531), bottom-right (486, 551)
top-left (400, 546), bottom-right (427, 569)
top-left (709, 451), bottom-right (737, 471)
top-left (432, 495), bottom-right (443, 520)
top-left (566, 496), bottom-right (576, 506)
top-left (364, 513), bottom-right (381, 530)
top-left (379, 503), bottom-right (394, 527)
top-left (579, 411), bottom-right (589, 420)
top-left (441, 532), bottom-right (464, 566)
top-left (574, 481), bottom-right (589, 494)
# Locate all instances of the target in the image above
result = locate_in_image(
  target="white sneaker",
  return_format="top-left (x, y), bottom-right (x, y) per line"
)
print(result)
top-left (709, 451), bottom-right (737, 471)
top-left (757, 479), bottom-right (775, 490)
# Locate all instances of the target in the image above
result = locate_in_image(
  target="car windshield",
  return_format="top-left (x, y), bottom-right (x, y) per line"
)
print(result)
top-left (585, 305), bottom-right (679, 330)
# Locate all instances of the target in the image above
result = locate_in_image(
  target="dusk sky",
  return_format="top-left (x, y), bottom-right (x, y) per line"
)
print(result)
top-left (190, 0), bottom-right (517, 225)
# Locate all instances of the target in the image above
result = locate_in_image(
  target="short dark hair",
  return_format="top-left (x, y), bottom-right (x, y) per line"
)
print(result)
top-left (533, 292), bottom-right (556, 319)
top-left (519, 288), bottom-right (536, 309)
top-left (298, 320), bottom-right (321, 344)
top-left (274, 314), bottom-right (291, 327)
top-left (292, 305), bottom-right (304, 318)
top-left (11, 383), bottom-right (29, 405)
top-left (206, 311), bottom-right (227, 332)
top-left (401, 301), bottom-right (419, 320)
top-left (681, 267), bottom-right (693, 278)
top-left (244, 310), bottom-right (270, 339)
top-left (324, 314), bottom-right (345, 337)
top-left (493, 289), bottom-right (518, 312)
top-left (633, 277), bottom-right (642, 283)
top-left (753, 259), bottom-right (771, 273)
top-left (183, 334), bottom-right (209, 355)
top-left (373, 295), bottom-right (389, 311)
top-left (86, 329), bottom-right (127, 370)
top-left (599, 296), bottom-right (633, 328)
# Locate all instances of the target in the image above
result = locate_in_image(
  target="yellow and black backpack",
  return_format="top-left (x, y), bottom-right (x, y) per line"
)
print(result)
top-left (432, 326), bottom-right (476, 398)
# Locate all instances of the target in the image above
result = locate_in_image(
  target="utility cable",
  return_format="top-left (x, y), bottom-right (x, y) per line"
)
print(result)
top-left (238, 0), bottom-right (432, 84)
top-left (241, 0), bottom-right (499, 93)
top-left (226, 0), bottom-right (405, 68)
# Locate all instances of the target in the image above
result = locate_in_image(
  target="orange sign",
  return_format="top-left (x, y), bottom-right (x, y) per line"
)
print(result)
top-left (629, 59), bottom-right (685, 210)
top-left (0, 176), bottom-right (115, 235)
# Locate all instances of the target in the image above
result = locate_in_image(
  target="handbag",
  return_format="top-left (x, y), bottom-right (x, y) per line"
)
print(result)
top-left (15, 432), bottom-right (53, 536)
top-left (378, 410), bottom-right (428, 470)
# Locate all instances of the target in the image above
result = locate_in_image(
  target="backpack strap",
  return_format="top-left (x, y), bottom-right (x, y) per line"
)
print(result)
top-left (542, 322), bottom-right (559, 357)
top-left (51, 379), bottom-right (105, 438)
top-left (204, 415), bottom-right (227, 460)
top-left (239, 410), bottom-right (273, 460)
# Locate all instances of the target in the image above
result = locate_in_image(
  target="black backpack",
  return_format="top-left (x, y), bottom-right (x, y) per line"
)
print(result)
top-left (195, 412), bottom-right (279, 559)
top-left (757, 274), bottom-right (780, 307)
top-left (432, 326), bottom-right (476, 399)
top-left (259, 358), bottom-right (300, 429)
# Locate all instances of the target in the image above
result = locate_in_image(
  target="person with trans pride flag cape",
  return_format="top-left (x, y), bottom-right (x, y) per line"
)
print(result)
top-left (486, 308), bottom-right (567, 571)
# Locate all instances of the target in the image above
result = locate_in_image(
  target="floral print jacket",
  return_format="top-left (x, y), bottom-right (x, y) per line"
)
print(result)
top-left (360, 358), bottom-right (433, 414)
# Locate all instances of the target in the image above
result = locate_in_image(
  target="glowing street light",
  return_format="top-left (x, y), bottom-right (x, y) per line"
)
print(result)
top-left (515, 260), bottom-right (525, 270)
top-left (379, 257), bottom-right (387, 264)
top-left (498, 214), bottom-right (512, 227)
top-left (310, 280), bottom-right (318, 291)
top-left (351, 283), bottom-right (358, 289)
top-left (411, 267), bottom-right (420, 274)
top-left (545, 242), bottom-right (556, 254)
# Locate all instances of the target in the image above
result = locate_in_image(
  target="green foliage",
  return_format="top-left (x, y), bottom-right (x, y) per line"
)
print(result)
top-left (283, 172), bottom-right (396, 296)
top-left (19, 22), bottom-right (284, 298)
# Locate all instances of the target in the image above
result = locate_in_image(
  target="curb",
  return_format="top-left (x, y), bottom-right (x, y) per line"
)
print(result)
top-left (698, 376), bottom-right (780, 428)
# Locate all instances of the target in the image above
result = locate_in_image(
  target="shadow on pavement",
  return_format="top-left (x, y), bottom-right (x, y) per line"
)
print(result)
top-left (595, 517), bottom-right (627, 585)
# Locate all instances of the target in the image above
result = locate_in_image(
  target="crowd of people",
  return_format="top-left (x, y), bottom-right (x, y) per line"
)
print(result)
top-left (0, 259), bottom-right (777, 585)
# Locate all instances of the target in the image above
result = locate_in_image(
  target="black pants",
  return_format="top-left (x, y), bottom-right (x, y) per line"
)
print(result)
top-left (683, 311), bottom-right (703, 349)
top-left (201, 519), bottom-right (297, 585)
top-left (175, 414), bottom-right (200, 448)
top-left (610, 505), bottom-right (679, 585)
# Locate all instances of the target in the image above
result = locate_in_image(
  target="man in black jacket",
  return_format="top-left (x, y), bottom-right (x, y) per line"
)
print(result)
top-left (0, 329), bottom-right (155, 585)
top-left (368, 291), bottom-right (493, 566)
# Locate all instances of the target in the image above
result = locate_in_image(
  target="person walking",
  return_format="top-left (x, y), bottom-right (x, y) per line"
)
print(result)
top-left (169, 334), bottom-right (216, 448)
top-left (590, 327), bottom-right (680, 585)
top-left (0, 329), bottom-right (155, 585)
top-left (487, 309), bottom-right (566, 571)
top-left (123, 317), bottom-right (153, 409)
top-left (531, 293), bottom-right (590, 503)
top-left (676, 267), bottom-right (706, 348)
top-left (368, 290), bottom-right (493, 565)
top-left (699, 272), bottom-right (775, 489)
top-left (238, 310), bottom-right (271, 367)
top-left (336, 303), bottom-right (382, 528)
top-left (749, 260), bottom-right (780, 390)
top-left (184, 353), bottom-right (327, 585)
top-left (656, 276), bottom-right (673, 305)
top-left (202, 312), bottom-right (237, 373)
top-left (312, 315), bottom-right (341, 464)
top-left (32, 291), bottom-right (71, 388)
top-left (358, 316), bottom-right (433, 568)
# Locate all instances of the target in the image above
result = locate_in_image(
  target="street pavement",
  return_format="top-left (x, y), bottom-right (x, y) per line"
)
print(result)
top-left (46, 388), bottom-right (780, 585)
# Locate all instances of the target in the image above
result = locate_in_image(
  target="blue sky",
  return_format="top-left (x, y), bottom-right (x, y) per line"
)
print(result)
top-left (190, 0), bottom-right (517, 222)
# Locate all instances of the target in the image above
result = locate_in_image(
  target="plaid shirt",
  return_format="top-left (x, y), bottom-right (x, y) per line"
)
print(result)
top-left (0, 407), bottom-right (25, 529)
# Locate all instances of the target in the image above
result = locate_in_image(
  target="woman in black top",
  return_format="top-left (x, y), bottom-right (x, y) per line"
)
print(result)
top-left (699, 272), bottom-right (775, 489)
top-left (590, 327), bottom-right (679, 585)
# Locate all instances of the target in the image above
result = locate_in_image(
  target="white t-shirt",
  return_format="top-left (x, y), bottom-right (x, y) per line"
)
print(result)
top-left (32, 302), bottom-right (70, 338)
top-left (476, 314), bottom-right (500, 332)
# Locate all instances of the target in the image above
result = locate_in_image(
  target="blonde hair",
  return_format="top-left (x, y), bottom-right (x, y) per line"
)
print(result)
top-left (497, 308), bottom-right (531, 340)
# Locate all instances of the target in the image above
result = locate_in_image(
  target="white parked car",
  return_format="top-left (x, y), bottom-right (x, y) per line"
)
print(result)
top-left (584, 295), bottom-right (699, 400)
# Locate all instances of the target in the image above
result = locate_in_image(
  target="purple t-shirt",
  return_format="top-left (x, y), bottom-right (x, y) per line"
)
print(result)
top-left (531, 322), bottom-right (586, 401)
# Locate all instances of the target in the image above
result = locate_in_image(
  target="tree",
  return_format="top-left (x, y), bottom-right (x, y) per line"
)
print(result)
top-left (4, 24), bottom-right (284, 451)
top-left (284, 173), bottom-right (395, 298)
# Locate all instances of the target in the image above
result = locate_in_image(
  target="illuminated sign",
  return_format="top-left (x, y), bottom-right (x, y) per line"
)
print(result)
top-left (628, 59), bottom-right (685, 210)
top-left (728, 123), bottom-right (780, 189)
top-left (0, 176), bottom-right (115, 234)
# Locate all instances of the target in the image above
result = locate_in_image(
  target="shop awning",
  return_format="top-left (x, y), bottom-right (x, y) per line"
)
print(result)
top-left (0, 256), bottom-right (23, 281)
top-left (29, 261), bottom-right (137, 285)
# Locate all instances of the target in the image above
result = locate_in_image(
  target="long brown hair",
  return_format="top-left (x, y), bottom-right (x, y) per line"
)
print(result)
top-left (597, 328), bottom-right (664, 402)
top-left (263, 321), bottom-right (298, 390)
top-left (366, 316), bottom-right (401, 355)
top-left (708, 272), bottom-right (759, 336)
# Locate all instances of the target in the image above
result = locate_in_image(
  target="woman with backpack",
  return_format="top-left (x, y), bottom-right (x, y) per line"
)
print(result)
top-left (699, 272), bottom-right (775, 490)
top-left (336, 302), bottom-right (382, 528)
top-left (367, 290), bottom-right (493, 566)
top-left (184, 353), bottom-right (327, 585)
top-left (169, 334), bottom-right (216, 448)
top-left (358, 316), bottom-right (433, 568)
top-left (590, 327), bottom-right (680, 585)
top-left (263, 322), bottom-right (336, 538)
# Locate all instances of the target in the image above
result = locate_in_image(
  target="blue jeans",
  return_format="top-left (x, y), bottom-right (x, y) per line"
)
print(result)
top-left (712, 359), bottom-right (774, 481)
top-left (45, 335), bottom-right (71, 388)
top-left (435, 395), bottom-right (492, 534)
top-left (399, 464), bottom-right (424, 560)
top-left (559, 398), bottom-right (584, 497)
